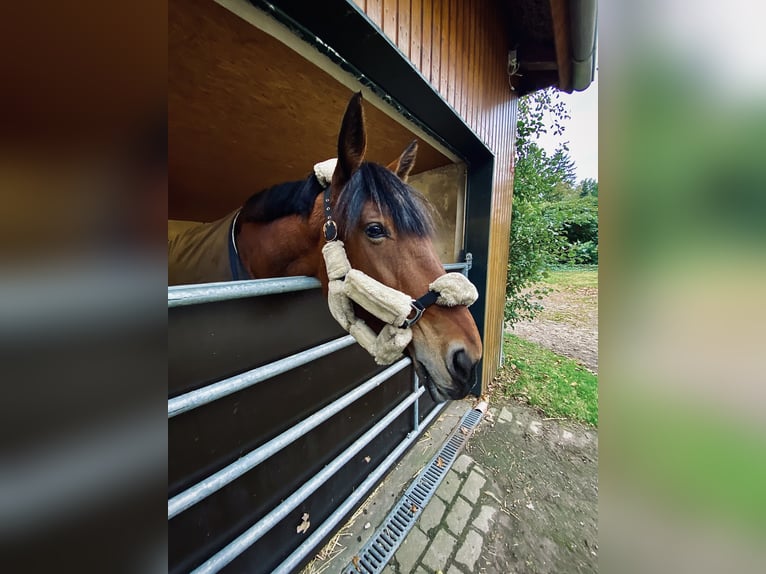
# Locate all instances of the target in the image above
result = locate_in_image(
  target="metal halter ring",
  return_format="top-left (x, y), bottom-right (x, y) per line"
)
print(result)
top-left (323, 220), bottom-right (338, 242)
top-left (402, 300), bottom-right (425, 328)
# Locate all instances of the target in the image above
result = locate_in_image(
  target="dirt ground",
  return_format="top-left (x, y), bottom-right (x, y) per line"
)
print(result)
top-left (469, 274), bottom-right (599, 573)
top-left (507, 284), bottom-right (598, 373)
top-left (467, 400), bottom-right (599, 573)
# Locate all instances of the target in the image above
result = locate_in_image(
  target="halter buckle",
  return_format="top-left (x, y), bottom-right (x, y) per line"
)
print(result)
top-left (402, 300), bottom-right (425, 328)
top-left (323, 220), bottom-right (338, 242)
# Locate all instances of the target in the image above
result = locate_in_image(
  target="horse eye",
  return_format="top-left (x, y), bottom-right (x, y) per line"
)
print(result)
top-left (364, 223), bottom-right (387, 239)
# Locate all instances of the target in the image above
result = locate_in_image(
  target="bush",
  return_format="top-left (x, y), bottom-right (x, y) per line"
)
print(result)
top-left (543, 195), bottom-right (599, 264)
top-left (505, 199), bottom-right (558, 324)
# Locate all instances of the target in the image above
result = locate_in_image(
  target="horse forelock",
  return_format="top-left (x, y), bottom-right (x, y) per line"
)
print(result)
top-left (336, 162), bottom-right (435, 239)
top-left (239, 162), bottom-right (435, 241)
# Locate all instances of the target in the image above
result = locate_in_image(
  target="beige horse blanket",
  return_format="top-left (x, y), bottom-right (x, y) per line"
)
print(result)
top-left (168, 210), bottom-right (248, 286)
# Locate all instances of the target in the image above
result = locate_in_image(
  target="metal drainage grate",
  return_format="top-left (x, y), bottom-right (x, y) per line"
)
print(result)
top-left (343, 406), bottom-right (485, 574)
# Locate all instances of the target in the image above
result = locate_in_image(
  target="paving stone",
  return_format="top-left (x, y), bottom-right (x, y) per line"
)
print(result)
top-left (454, 529), bottom-right (483, 571)
top-left (418, 496), bottom-right (446, 532)
top-left (473, 505), bottom-right (497, 533)
top-left (445, 496), bottom-right (472, 536)
top-left (421, 529), bottom-right (457, 572)
top-left (395, 527), bottom-right (428, 574)
top-left (452, 454), bottom-right (473, 475)
top-left (413, 568), bottom-right (428, 574)
top-left (436, 470), bottom-right (462, 504)
top-left (447, 564), bottom-right (466, 574)
top-left (462, 470), bottom-right (486, 504)
top-left (498, 407), bottom-right (514, 423)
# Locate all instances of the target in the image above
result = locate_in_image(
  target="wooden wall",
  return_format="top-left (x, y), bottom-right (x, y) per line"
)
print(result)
top-left (353, 0), bottom-right (517, 389)
top-left (169, 0), bottom-right (453, 221)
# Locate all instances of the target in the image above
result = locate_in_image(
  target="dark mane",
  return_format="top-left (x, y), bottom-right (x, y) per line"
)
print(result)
top-left (337, 162), bottom-right (435, 238)
top-left (241, 174), bottom-right (323, 223)
top-left (239, 163), bottom-right (435, 237)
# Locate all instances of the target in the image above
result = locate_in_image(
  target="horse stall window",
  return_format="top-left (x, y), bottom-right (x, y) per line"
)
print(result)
top-left (169, 0), bottom-right (471, 572)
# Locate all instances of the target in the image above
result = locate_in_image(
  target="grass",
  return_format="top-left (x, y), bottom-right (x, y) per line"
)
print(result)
top-left (544, 265), bottom-right (598, 290)
top-left (498, 333), bottom-right (598, 426)
top-left (535, 265), bottom-right (598, 326)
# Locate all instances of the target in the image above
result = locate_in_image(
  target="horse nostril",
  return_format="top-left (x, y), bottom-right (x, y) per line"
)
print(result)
top-left (449, 348), bottom-right (475, 385)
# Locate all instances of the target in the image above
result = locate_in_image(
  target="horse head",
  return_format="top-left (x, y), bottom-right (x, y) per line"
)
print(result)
top-left (323, 93), bottom-right (483, 401)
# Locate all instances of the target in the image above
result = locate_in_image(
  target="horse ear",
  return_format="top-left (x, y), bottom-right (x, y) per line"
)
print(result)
top-left (333, 92), bottom-right (367, 186)
top-left (387, 140), bottom-right (418, 182)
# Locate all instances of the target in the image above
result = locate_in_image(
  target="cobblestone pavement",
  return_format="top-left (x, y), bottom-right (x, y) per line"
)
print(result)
top-left (388, 452), bottom-right (494, 574)
top-left (302, 399), bottom-right (598, 574)
top-left (388, 401), bottom-right (598, 574)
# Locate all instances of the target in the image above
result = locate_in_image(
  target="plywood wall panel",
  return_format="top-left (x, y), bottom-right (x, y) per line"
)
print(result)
top-left (447, 0), bottom-right (457, 106)
top-left (430, 1), bottom-right (441, 87)
top-left (364, 0), bottom-right (383, 28)
top-left (398, 1), bottom-right (411, 60)
top-left (421, 0), bottom-right (432, 78)
top-left (383, 0), bottom-right (398, 42)
top-left (411, 0), bottom-right (422, 71)
top-left (439, 0), bottom-right (450, 98)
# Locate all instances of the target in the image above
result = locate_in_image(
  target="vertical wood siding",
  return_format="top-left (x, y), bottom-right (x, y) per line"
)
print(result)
top-left (353, 0), bottom-right (517, 389)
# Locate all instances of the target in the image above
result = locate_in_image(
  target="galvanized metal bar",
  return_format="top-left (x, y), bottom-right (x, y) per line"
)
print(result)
top-left (168, 358), bottom-right (412, 519)
top-left (189, 385), bottom-right (426, 574)
top-left (168, 335), bottom-right (356, 418)
top-left (169, 265), bottom-right (465, 309)
top-left (168, 276), bottom-right (321, 308)
top-left (412, 372), bottom-right (420, 433)
top-left (271, 401), bottom-right (446, 574)
top-left (443, 262), bottom-right (469, 273)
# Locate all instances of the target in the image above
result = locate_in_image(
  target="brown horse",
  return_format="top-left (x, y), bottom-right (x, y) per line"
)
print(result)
top-left (169, 93), bottom-right (482, 400)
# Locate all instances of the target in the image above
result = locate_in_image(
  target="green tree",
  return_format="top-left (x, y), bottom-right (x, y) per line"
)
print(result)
top-left (579, 178), bottom-right (598, 197)
top-left (506, 88), bottom-right (572, 325)
top-left (550, 148), bottom-right (577, 187)
top-left (515, 87), bottom-right (570, 153)
top-left (515, 142), bottom-right (566, 201)
top-left (506, 88), bottom-right (599, 323)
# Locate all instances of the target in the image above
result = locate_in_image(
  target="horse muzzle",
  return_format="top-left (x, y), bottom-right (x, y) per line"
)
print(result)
top-left (416, 351), bottom-right (478, 402)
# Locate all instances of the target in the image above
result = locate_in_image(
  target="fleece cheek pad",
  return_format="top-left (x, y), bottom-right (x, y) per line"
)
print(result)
top-left (321, 240), bottom-right (477, 365)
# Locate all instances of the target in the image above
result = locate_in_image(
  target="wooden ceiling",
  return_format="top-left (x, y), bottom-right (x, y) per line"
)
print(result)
top-left (169, 0), bottom-right (452, 221)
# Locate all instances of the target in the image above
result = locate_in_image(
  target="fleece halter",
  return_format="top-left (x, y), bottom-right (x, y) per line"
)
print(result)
top-left (313, 158), bottom-right (479, 365)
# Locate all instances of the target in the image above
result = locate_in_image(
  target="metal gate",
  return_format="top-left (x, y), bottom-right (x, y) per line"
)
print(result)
top-left (168, 262), bottom-right (470, 573)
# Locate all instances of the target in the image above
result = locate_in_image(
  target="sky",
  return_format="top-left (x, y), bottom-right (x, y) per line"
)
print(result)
top-left (533, 66), bottom-right (599, 183)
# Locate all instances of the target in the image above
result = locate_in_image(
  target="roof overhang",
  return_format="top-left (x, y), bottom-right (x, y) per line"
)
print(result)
top-left (509, 0), bottom-right (597, 94)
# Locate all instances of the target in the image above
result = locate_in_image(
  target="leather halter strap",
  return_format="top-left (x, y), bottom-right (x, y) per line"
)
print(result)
top-left (322, 185), bottom-right (338, 242)
top-left (402, 290), bottom-right (440, 328)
